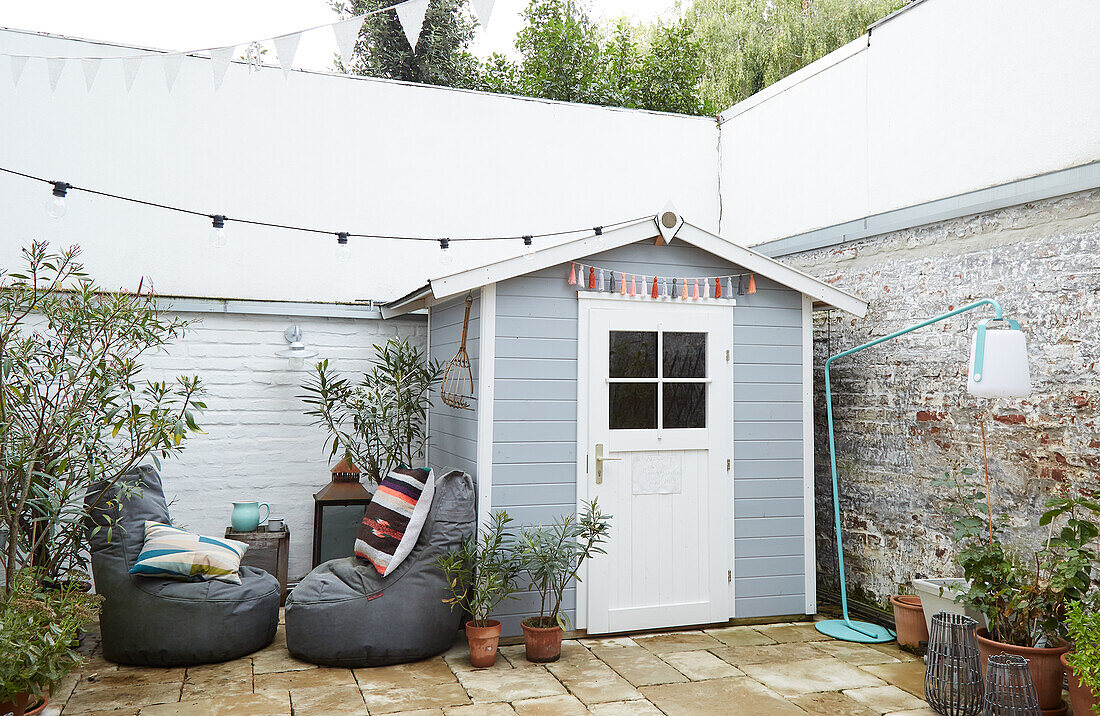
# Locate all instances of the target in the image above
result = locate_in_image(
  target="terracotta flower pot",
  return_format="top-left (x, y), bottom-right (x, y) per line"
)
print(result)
top-left (521, 618), bottom-right (564, 663)
top-left (465, 619), bottom-right (502, 668)
top-left (0, 693), bottom-right (46, 716)
top-left (1062, 652), bottom-right (1100, 716)
top-left (889, 595), bottom-right (928, 651)
top-left (976, 628), bottom-right (1069, 716)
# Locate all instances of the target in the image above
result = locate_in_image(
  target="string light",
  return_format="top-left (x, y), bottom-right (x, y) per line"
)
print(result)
top-left (438, 238), bottom-right (452, 266)
top-left (593, 225), bottom-right (604, 245)
top-left (523, 235), bottom-right (534, 260)
top-left (46, 181), bottom-right (69, 219)
top-left (210, 215), bottom-right (227, 248)
top-left (336, 232), bottom-right (350, 262)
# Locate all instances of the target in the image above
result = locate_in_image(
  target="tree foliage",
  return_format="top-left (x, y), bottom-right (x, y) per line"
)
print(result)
top-left (687, 0), bottom-right (907, 111)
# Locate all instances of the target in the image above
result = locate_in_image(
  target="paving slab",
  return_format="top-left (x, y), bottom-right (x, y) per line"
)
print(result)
top-left (354, 657), bottom-right (458, 689)
top-left (868, 642), bottom-right (922, 661)
top-left (181, 658), bottom-right (253, 699)
top-left (740, 657), bottom-right (887, 696)
top-left (289, 684), bottom-right (368, 714)
top-left (632, 631), bottom-right (723, 654)
top-left (444, 704), bottom-right (516, 715)
top-left (789, 691), bottom-right (880, 716)
top-left (361, 682), bottom-right (471, 714)
top-left (844, 685), bottom-right (928, 713)
top-left (589, 645), bottom-right (688, 687)
top-left (753, 622), bottom-right (828, 643)
top-left (80, 668), bottom-right (185, 689)
top-left (254, 666), bottom-right (356, 692)
top-left (660, 650), bottom-right (743, 680)
top-left (251, 632), bottom-right (316, 675)
top-left (710, 642), bottom-right (823, 666)
top-left (812, 640), bottom-right (903, 665)
top-left (641, 676), bottom-right (806, 715)
top-left (579, 636), bottom-right (637, 649)
top-left (499, 642), bottom-right (589, 669)
top-left (390, 710), bottom-right (445, 716)
top-left (512, 694), bottom-right (590, 715)
top-left (455, 664), bottom-right (566, 703)
top-left (546, 653), bottom-right (641, 704)
top-left (589, 700), bottom-right (665, 715)
top-left (862, 661), bottom-right (927, 698)
top-left (63, 681), bottom-right (182, 713)
top-left (883, 710), bottom-right (939, 716)
top-left (703, 626), bottom-right (776, 647)
top-left (138, 691), bottom-right (290, 716)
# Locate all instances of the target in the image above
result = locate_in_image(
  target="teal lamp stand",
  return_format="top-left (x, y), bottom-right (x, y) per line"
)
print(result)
top-left (815, 298), bottom-right (1029, 643)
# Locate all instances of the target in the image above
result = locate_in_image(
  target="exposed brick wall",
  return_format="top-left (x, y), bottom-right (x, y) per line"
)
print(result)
top-left (783, 189), bottom-right (1100, 605)
top-left (141, 311), bottom-right (426, 580)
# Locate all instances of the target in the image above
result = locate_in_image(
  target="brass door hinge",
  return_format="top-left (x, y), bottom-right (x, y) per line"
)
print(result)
top-left (726, 459), bottom-right (731, 471)
top-left (728, 570), bottom-right (732, 583)
top-left (725, 349), bottom-right (730, 362)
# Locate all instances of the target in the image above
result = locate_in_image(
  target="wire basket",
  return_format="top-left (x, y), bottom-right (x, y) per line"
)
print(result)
top-left (982, 653), bottom-right (1040, 715)
top-left (925, 612), bottom-right (984, 716)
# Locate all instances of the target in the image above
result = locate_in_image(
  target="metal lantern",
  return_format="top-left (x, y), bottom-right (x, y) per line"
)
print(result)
top-left (311, 458), bottom-right (372, 567)
top-left (982, 654), bottom-right (1040, 716)
top-left (925, 612), bottom-right (984, 716)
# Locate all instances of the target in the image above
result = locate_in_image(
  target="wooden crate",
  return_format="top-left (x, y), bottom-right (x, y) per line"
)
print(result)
top-left (225, 526), bottom-right (290, 605)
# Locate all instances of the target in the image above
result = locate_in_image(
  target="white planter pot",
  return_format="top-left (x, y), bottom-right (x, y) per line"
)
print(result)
top-left (911, 578), bottom-right (988, 633)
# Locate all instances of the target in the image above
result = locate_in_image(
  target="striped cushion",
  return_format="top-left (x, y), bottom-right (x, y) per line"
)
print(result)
top-left (129, 521), bottom-right (248, 584)
top-left (355, 467), bottom-right (434, 577)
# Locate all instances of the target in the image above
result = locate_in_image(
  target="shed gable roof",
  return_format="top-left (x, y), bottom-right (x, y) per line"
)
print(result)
top-left (382, 215), bottom-right (867, 318)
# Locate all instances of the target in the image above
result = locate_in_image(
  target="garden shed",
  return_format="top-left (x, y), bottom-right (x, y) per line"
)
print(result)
top-left (383, 210), bottom-right (868, 636)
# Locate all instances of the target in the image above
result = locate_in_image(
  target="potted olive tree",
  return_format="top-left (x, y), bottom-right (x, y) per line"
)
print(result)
top-left (437, 511), bottom-right (522, 668)
top-left (517, 500), bottom-right (611, 663)
top-left (1064, 599), bottom-right (1100, 715)
top-left (0, 571), bottom-right (102, 716)
top-left (936, 469), bottom-right (1100, 714)
top-left (0, 242), bottom-right (205, 592)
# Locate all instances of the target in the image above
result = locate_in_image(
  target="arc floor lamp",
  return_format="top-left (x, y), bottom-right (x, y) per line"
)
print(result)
top-left (815, 298), bottom-right (1033, 643)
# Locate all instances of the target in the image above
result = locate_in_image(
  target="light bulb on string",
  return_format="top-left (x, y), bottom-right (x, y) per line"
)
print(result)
top-left (209, 215), bottom-right (227, 248)
top-left (336, 232), bottom-right (351, 262)
top-left (46, 181), bottom-right (69, 219)
top-left (438, 238), bottom-right (453, 267)
top-left (593, 225), bottom-right (604, 245)
top-left (523, 235), bottom-right (534, 260)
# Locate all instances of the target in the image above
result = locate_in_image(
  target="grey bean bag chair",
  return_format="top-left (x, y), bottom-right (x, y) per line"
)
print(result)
top-left (85, 465), bottom-right (280, 666)
top-left (285, 469), bottom-right (475, 667)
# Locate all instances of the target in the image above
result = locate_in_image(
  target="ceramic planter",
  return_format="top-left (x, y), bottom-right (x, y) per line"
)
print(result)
top-left (1062, 653), bottom-right (1100, 716)
top-left (976, 628), bottom-right (1069, 716)
top-left (465, 619), bottom-right (502, 668)
top-left (521, 619), bottom-right (564, 663)
top-left (0, 694), bottom-right (47, 716)
top-left (889, 595), bottom-right (928, 650)
top-left (910, 578), bottom-right (987, 634)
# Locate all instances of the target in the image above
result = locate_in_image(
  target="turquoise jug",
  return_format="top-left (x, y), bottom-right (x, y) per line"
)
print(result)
top-left (231, 501), bottom-right (270, 532)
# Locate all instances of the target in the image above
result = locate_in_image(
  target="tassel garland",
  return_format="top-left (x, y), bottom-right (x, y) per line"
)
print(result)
top-left (588, 266), bottom-right (595, 289)
top-left (692, 278), bottom-right (699, 300)
top-left (620, 273), bottom-right (627, 295)
top-left (651, 275), bottom-right (659, 298)
top-left (568, 262), bottom-right (576, 285)
top-left (565, 264), bottom-right (755, 303)
top-left (747, 274), bottom-right (756, 294)
top-left (630, 274), bottom-right (637, 296)
top-left (681, 278), bottom-right (688, 300)
top-left (714, 277), bottom-right (721, 298)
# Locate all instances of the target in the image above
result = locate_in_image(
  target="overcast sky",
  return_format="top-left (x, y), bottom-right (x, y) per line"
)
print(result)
top-left (2, 0), bottom-right (682, 68)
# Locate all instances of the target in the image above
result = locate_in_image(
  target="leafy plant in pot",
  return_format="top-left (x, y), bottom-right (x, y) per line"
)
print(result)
top-left (437, 511), bottom-right (522, 668)
top-left (1064, 599), bottom-right (1100, 715)
top-left (0, 571), bottom-right (102, 716)
top-left (936, 468), bottom-right (1100, 715)
top-left (517, 500), bottom-right (611, 663)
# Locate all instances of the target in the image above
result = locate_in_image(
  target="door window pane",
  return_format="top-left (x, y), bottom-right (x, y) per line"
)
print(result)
top-left (663, 383), bottom-right (706, 428)
top-left (610, 383), bottom-right (657, 429)
top-left (610, 331), bottom-right (656, 378)
top-left (663, 332), bottom-right (706, 378)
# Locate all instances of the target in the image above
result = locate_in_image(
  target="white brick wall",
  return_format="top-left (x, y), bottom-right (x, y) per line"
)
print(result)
top-left (140, 310), bottom-right (426, 580)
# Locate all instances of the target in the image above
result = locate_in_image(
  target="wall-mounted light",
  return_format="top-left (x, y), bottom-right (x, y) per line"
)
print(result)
top-left (276, 325), bottom-right (318, 370)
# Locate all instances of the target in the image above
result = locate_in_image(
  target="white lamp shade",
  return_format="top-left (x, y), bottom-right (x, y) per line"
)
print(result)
top-left (967, 328), bottom-right (1031, 398)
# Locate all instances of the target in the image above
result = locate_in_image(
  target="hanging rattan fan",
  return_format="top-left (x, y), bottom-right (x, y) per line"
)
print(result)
top-left (441, 295), bottom-right (475, 410)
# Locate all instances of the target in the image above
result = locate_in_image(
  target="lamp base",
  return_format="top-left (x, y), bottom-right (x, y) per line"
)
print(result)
top-left (815, 619), bottom-right (895, 643)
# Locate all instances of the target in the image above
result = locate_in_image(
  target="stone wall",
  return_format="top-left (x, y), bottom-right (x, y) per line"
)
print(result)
top-left (141, 310), bottom-right (426, 580)
top-left (782, 188), bottom-right (1100, 605)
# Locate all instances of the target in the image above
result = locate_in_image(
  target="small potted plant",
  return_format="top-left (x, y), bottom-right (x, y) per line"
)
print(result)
top-left (0, 571), bottom-right (102, 716)
top-left (437, 511), bottom-right (522, 668)
top-left (517, 500), bottom-right (611, 663)
top-left (1064, 599), bottom-right (1100, 715)
top-left (889, 587), bottom-right (928, 653)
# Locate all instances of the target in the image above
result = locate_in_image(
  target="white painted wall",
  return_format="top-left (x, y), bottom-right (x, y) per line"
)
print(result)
top-left (0, 29), bottom-right (719, 304)
top-left (141, 310), bottom-right (424, 580)
top-left (718, 0), bottom-right (1100, 245)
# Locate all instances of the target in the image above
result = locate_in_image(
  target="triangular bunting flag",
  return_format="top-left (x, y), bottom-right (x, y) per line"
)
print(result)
top-left (273, 32), bottom-right (301, 77)
top-left (161, 53), bottom-right (184, 92)
top-left (10, 55), bottom-right (28, 87)
top-left (122, 55), bottom-right (143, 91)
top-left (82, 58), bottom-right (101, 91)
top-left (471, 0), bottom-right (496, 28)
top-left (332, 16), bottom-right (366, 69)
top-left (209, 46), bottom-right (234, 89)
top-left (46, 57), bottom-right (66, 91)
top-left (395, 0), bottom-right (431, 50)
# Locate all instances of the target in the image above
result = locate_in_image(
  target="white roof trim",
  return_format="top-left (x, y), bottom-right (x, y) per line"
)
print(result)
top-left (382, 214), bottom-right (867, 318)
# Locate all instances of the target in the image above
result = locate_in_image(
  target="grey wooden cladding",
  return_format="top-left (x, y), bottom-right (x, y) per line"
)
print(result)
top-left (428, 293), bottom-right (480, 479)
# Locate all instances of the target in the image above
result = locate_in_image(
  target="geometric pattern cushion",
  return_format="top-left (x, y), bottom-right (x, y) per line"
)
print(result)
top-left (355, 467), bottom-right (434, 577)
top-left (129, 521), bottom-right (249, 584)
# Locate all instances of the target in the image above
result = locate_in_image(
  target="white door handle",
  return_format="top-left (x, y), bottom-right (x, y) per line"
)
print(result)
top-left (594, 443), bottom-right (621, 484)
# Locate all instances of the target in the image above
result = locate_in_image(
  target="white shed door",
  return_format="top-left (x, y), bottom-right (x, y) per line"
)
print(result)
top-left (583, 299), bottom-right (733, 634)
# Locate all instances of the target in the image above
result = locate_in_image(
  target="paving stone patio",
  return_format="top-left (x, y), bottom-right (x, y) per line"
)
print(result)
top-left (49, 616), bottom-right (943, 715)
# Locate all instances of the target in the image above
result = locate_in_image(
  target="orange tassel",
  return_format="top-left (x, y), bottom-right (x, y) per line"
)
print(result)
top-left (714, 277), bottom-right (721, 298)
top-left (692, 279), bottom-right (699, 300)
top-left (568, 262), bottom-right (576, 285)
top-left (630, 274), bottom-right (637, 296)
top-left (747, 274), bottom-right (757, 294)
top-left (681, 278), bottom-right (688, 300)
top-left (620, 273), bottom-right (627, 295)
top-left (651, 275), bottom-right (659, 298)
top-left (588, 267), bottom-right (595, 289)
